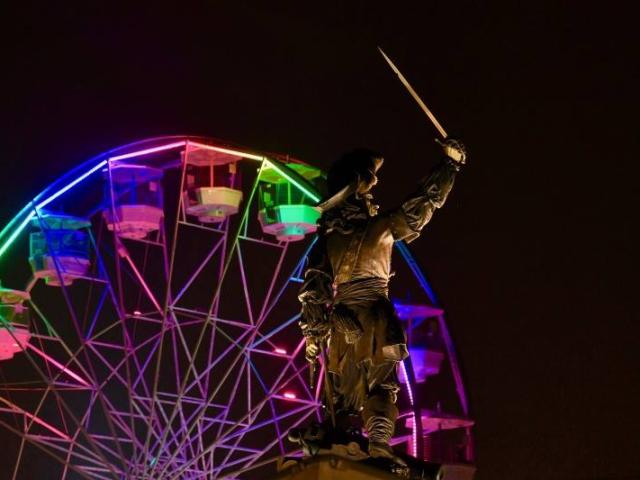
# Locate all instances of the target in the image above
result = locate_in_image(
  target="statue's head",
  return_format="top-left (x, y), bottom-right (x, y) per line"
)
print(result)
top-left (327, 148), bottom-right (384, 197)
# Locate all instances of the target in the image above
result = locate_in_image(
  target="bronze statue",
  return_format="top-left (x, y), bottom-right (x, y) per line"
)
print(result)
top-left (290, 139), bottom-right (466, 467)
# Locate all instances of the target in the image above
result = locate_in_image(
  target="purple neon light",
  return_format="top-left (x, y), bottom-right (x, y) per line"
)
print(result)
top-left (400, 361), bottom-right (418, 457)
top-left (108, 141), bottom-right (186, 162)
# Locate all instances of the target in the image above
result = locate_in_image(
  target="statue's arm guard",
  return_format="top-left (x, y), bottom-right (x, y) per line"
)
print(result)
top-left (390, 157), bottom-right (461, 243)
top-left (297, 235), bottom-right (333, 339)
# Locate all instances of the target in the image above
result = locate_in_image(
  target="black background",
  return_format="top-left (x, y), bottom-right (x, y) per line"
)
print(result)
top-left (1, 1), bottom-right (637, 479)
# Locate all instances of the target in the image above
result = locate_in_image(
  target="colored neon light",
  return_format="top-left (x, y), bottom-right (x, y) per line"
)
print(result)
top-left (395, 240), bottom-right (470, 417)
top-left (0, 159), bottom-right (108, 260)
top-left (0, 203), bottom-right (32, 243)
top-left (262, 159), bottom-right (321, 203)
top-left (108, 142), bottom-right (186, 162)
top-left (27, 344), bottom-right (90, 387)
top-left (0, 212), bottom-right (35, 259)
top-left (188, 141), bottom-right (266, 161)
top-left (36, 160), bottom-right (108, 210)
top-left (400, 361), bottom-right (418, 457)
top-left (0, 396), bottom-right (70, 441)
top-left (283, 391), bottom-right (297, 400)
top-left (273, 348), bottom-right (287, 355)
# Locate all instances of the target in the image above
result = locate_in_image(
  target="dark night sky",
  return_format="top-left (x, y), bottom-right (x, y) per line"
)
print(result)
top-left (1, 1), bottom-right (637, 479)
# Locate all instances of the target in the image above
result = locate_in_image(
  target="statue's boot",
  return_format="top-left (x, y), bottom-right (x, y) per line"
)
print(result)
top-left (287, 422), bottom-right (326, 456)
top-left (365, 415), bottom-right (407, 466)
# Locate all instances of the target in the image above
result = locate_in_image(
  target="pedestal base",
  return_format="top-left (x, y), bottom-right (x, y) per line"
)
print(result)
top-left (271, 455), bottom-right (474, 480)
top-left (273, 456), bottom-right (401, 480)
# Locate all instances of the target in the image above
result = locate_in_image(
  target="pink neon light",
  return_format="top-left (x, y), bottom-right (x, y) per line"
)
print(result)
top-left (283, 391), bottom-right (297, 400)
top-left (109, 141), bottom-right (187, 162)
top-left (107, 140), bottom-right (265, 170)
top-left (273, 348), bottom-right (287, 355)
top-left (27, 344), bottom-right (90, 387)
top-left (0, 397), bottom-right (70, 441)
top-left (133, 310), bottom-right (142, 316)
top-left (188, 141), bottom-right (265, 161)
top-left (400, 361), bottom-right (418, 457)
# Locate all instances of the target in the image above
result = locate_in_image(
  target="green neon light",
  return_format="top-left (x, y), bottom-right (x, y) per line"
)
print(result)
top-left (0, 212), bottom-right (35, 259)
top-left (0, 203), bottom-right (32, 243)
top-left (263, 159), bottom-right (321, 203)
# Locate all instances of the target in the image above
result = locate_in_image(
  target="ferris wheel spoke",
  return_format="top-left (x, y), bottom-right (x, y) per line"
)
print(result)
top-left (64, 395), bottom-right (138, 477)
top-left (206, 234), bottom-right (314, 460)
top-left (137, 145), bottom-right (192, 479)
top-left (85, 322), bottom-right (170, 470)
top-left (119, 246), bottom-right (164, 315)
top-left (149, 346), bottom-right (252, 478)
top-left (149, 310), bottom-right (273, 478)
top-left (178, 323), bottom-right (253, 403)
top-left (10, 428), bottom-right (27, 480)
top-left (255, 243), bottom-right (290, 326)
top-left (88, 230), bottom-right (145, 466)
top-left (189, 404), bottom-right (317, 480)
top-left (171, 233), bottom-right (226, 308)
top-left (30, 328), bottom-right (149, 470)
top-left (28, 300), bottom-right (95, 389)
top-left (219, 340), bottom-right (308, 437)
top-left (211, 351), bottom-right (253, 442)
top-left (149, 162), bottom-right (267, 460)
top-left (0, 315), bottom-right (125, 479)
top-left (168, 311), bottom-right (209, 398)
top-left (235, 243), bottom-right (255, 325)
top-left (9, 321), bottom-right (81, 473)
top-left (209, 353), bottom-right (272, 467)
top-left (31, 211), bottom-right (136, 475)
top-left (0, 415), bottom-right (111, 480)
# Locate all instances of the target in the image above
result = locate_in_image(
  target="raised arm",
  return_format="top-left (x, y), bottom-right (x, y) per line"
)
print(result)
top-left (390, 139), bottom-right (467, 242)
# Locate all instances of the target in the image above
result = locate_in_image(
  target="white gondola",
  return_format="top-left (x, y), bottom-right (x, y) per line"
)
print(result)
top-left (104, 164), bottom-right (164, 239)
top-left (184, 146), bottom-right (243, 223)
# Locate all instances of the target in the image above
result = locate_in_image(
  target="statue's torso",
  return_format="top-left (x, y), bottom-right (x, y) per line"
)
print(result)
top-left (326, 215), bottom-right (395, 285)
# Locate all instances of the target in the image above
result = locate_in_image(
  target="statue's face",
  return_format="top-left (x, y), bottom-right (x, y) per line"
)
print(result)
top-left (356, 157), bottom-right (384, 194)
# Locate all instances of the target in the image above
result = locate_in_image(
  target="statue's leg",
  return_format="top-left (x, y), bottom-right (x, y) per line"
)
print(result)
top-left (327, 348), bottom-right (367, 430)
top-left (362, 362), bottom-right (405, 463)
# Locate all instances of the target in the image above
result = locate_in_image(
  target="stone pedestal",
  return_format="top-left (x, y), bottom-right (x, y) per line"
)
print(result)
top-left (271, 455), bottom-right (475, 480)
top-left (273, 456), bottom-right (400, 480)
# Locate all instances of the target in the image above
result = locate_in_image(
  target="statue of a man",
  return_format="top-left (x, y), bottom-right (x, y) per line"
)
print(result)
top-left (295, 139), bottom-right (466, 463)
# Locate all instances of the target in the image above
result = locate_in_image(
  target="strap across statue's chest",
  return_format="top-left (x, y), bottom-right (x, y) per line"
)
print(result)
top-left (331, 222), bottom-right (369, 285)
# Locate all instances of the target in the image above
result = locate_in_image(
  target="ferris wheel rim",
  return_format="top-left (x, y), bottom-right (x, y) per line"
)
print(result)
top-left (0, 135), bottom-right (320, 264)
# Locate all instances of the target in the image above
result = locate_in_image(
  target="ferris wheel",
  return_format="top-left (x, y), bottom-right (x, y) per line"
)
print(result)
top-left (0, 136), bottom-right (473, 479)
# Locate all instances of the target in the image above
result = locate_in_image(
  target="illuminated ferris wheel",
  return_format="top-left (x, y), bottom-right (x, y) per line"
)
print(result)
top-left (0, 136), bottom-right (473, 479)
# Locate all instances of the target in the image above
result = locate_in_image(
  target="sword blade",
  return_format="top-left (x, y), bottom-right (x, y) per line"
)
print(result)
top-left (378, 47), bottom-right (448, 139)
